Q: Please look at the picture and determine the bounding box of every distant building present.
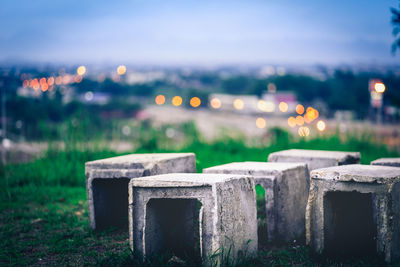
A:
[262,91,298,114]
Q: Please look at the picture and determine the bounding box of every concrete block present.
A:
[85,153,195,230]
[306,164,400,262]
[203,162,309,244]
[268,149,360,171]
[129,173,257,265]
[371,158,400,167]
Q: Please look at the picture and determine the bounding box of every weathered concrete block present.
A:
[85,153,195,230]
[268,149,360,171]
[371,158,400,167]
[306,164,400,262]
[203,162,309,244]
[129,173,257,265]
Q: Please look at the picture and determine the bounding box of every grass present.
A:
[1,125,399,266]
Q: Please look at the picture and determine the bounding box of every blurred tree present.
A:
[391,2,400,53]
[222,76,250,94]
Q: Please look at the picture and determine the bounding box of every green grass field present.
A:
[1,126,399,266]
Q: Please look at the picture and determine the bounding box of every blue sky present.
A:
[0,0,399,65]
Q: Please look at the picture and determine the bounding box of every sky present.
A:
[0,0,399,65]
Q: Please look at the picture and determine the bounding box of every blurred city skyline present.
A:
[1,0,399,66]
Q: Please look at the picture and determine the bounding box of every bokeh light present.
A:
[279,102,288,112]
[316,120,326,132]
[258,100,267,111]
[117,65,127,75]
[41,83,48,92]
[210,98,222,109]
[256,117,267,129]
[190,97,201,108]
[288,116,296,128]
[374,82,385,93]
[74,75,83,83]
[296,104,305,115]
[298,126,310,137]
[32,79,39,90]
[155,94,166,105]
[304,107,319,123]
[172,96,183,106]
[77,66,86,76]
[47,77,54,86]
[233,99,244,110]
[296,115,304,126]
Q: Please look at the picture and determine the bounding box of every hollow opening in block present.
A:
[324,191,377,258]
[145,198,202,261]
[255,184,268,248]
[92,178,130,230]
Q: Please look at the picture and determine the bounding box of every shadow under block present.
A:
[203,162,309,244]
[268,149,360,171]
[85,153,196,230]
[371,158,400,167]
[128,173,258,265]
[306,164,400,262]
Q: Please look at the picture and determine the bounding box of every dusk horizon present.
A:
[1,0,399,65]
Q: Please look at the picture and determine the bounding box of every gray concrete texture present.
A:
[85,153,196,230]
[306,164,400,262]
[371,158,400,167]
[268,149,360,171]
[128,173,258,265]
[203,162,309,244]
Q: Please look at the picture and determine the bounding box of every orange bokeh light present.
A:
[41,83,48,92]
[296,115,304,126]
[117,65,127,75]
[296,104,305,115]
[47,77,54,86]
[32,79,40,90]
[288,117,296,128]
[172,96,183,106]
[190,97,201,108]
[278,102,288,112]
[74,75,83,83]
[304,107,319,123]
[155,95,166,105]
